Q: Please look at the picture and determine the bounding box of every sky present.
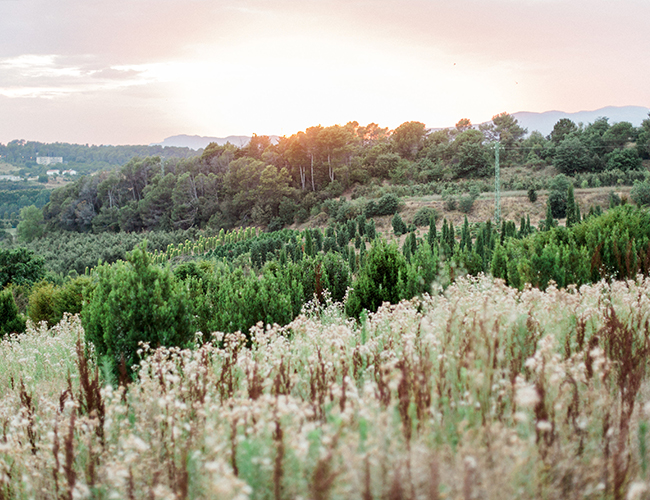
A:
[0,0,649,145]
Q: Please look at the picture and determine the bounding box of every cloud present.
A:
[0,54,170,99]
[1,0,649,144]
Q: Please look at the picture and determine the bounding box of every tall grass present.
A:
[2,276,650,499]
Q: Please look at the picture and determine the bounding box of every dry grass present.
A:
[2,278,650,498]
[399,187,632,230]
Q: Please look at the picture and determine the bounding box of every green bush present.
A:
[0,247,45,288]
[605,148,642,171]
[28,282,58,327]
[392,213,407,236]
[0,288,26,336]
[458,195,475,214]
[346,239,407,316]
[631,181,650,206]
[82,243,193,372]
[547,190,566,218]
[442,189,457,211]
[365,193,401,217]
[412,206,438,227]
[28,275,90,327]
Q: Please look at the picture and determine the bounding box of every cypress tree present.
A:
[475,229,485,265]
[544,200,555,231]
[313,228,323,252]
[566,185,577,227]
[304,230,314,257]
[447,220,455,255]
[491,242,508,282]
[356,214,366,236]
[365,219,376,240]
[392,213,407,236]
[460,216,472,252]
[348,245,357,273]
[337,225,349,248]
[427,216,437,249]
[440,219,450,257]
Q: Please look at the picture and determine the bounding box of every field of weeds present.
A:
[3,276,650,499]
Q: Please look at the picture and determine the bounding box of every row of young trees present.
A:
[3,203,650,373]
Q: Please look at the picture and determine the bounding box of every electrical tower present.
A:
[494,142,500,225]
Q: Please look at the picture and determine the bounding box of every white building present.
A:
[0,175,21,181]
[37,157,63,166]
[46,169,61,176]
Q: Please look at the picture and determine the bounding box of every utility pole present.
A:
[494,142,500,225]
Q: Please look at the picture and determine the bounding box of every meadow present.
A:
[2,275,650,499]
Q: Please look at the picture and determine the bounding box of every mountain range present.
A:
[510,105,649,136]
[152,106,650,149]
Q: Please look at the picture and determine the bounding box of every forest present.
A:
[19,113,650,236]
[2,112,650,498]
[0,140,198,176]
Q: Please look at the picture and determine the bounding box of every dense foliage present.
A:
[4,277,650,498]
[11,112,646,238]
[83,244,193,370]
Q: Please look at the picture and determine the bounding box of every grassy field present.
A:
[2,276,650,499]
[0,162,18,174]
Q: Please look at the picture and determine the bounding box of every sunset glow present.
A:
[1,0,649,144]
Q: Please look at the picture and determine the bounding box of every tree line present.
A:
[0,139,197,176]
[16,112,648,240]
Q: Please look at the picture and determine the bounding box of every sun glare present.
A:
[159,33,523,137]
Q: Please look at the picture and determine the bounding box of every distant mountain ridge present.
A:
[153,106,650,149]
[511,105,650,136]
[151,134,280,150]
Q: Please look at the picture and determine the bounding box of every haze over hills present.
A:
[510,105,650,136]
[151,134,281,150]
[151,106,649,150]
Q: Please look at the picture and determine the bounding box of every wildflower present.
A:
[627,482,647,500]
[516,385,540,408]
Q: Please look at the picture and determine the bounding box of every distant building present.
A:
[46,169,61,176]
[62,169,77,176]
[0,175,21,181]
[37,157,63,166]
